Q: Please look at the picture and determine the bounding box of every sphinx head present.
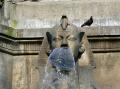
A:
[46,15,85,63]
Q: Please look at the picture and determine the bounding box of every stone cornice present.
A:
[0,33,120,55]
[0,33,43,55]
[88,35,120,53]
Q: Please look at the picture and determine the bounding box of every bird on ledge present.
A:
[81,16,93,27]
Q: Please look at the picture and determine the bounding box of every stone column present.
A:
[3,0,11,25]
[0,53,11,89]
[12,56,28,89]
[4,0,11,19]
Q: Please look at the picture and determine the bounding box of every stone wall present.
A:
[1,0,120,88]
[16,26,120,37]
[93,53,120,89]
[14,1,120,20]
[12,55,41,89]
[0,52,13,89]
[1,0,119,28]
[8,1,120,29]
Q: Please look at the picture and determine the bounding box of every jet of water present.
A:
[40,48,79,89]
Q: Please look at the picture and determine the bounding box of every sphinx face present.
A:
[54,31,79,59]
[46,28,84,61]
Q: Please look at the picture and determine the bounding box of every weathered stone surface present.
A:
[0,24,16,36]
[0,24,120,89]
[93,53,120,89]
[80,26,120,36]
[0,52,12,89]
[40,0,120,2]
[13,1,120,20]
[7,1,120,29]
[16,26,120,37]
[25,55,41,89]
[0,9,2,22]
[77,53,120,89]
[12,55,44,89]
[0,34,120,89]
[12,56,28,89]
[1,0,120,88]
[2,0,120,29]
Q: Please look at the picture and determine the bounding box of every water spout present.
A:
[40,48,79,89]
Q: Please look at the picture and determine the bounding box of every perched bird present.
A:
[81,16,93,27]
[31,0,38,1]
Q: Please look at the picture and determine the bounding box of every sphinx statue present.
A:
[39,15,96,89]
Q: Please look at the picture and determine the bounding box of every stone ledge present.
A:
[0,33,43,55]
[92,48,120,53]
[80,26,120,36]
[0,33,120,55]
[15,26,120,37]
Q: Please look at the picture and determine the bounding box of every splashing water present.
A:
[40,48,79,89]
[49,48,75,72]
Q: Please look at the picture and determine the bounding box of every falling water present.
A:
[40,48,79,89]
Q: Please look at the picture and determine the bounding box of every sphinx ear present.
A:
[46,32,52,49]
[75,32,85,61]
[46,32,53,56]
[79,32,85,42]
[78,32,95,67]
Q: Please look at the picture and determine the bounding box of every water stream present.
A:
[40,48,79,89]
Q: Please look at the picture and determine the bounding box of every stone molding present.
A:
[0,33,120,55]
[0,33,43,55]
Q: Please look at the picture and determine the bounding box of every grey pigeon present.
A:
[81,16,93,27]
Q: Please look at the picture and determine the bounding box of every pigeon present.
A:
[31,0,38,2]
[81,16,93,27]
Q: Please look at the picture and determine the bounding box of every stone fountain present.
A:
[1,0,120,89]
[38,15,96,89]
